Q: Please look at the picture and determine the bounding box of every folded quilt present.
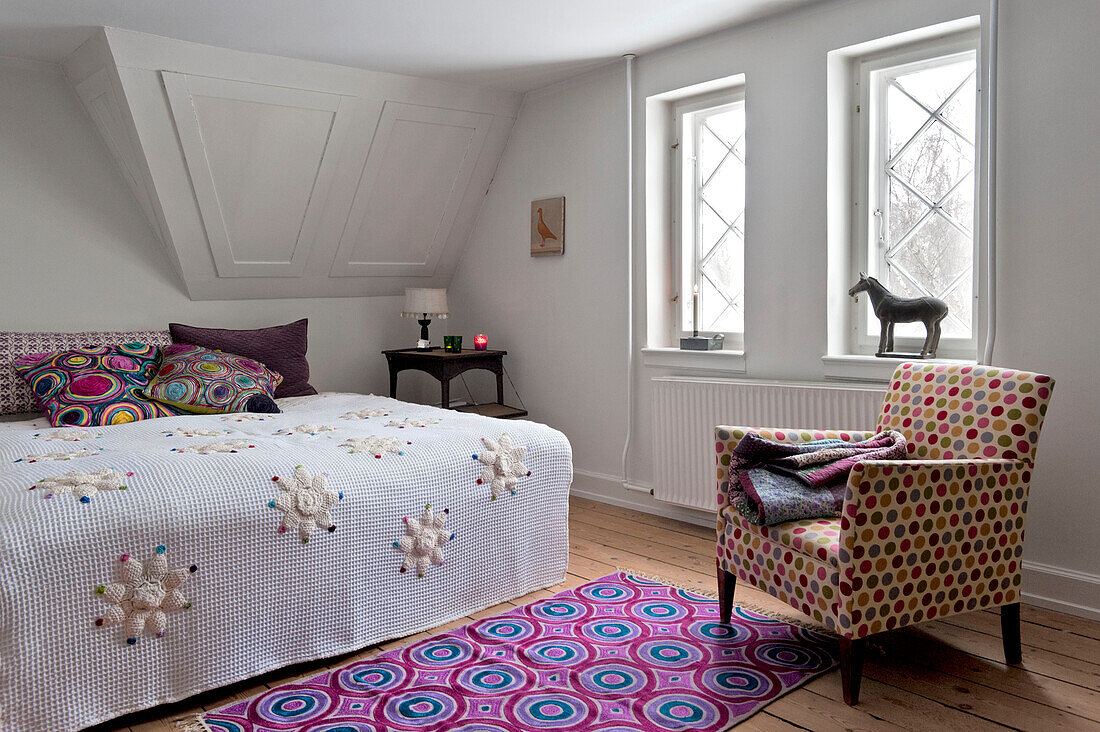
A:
[729,430,907,525]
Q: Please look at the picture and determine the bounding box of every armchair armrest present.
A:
[715,426,877,510]
[838,458,1034,637]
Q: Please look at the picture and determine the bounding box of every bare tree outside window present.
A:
[870,51,978,340]
[678,98,746,338]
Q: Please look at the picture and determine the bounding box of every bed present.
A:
[0,392,572,731]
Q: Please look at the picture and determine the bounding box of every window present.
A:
[853,33,980,355]
[674,90,746,347]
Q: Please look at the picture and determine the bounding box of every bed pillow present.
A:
[144,343,282,414]
[168,319,316,399]
[12,343,182,426]
[0,330,172,414]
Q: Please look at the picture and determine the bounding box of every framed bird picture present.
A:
[531,196,565,256]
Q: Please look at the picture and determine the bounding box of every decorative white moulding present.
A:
[64,28,521,301]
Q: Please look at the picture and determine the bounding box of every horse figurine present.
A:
[848,272,949,358]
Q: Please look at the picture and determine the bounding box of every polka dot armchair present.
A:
[714,362,1054,705]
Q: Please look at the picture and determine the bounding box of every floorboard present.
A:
[1006,605,1100,642]
[89,495,1100,731]
[944,607,1100,666]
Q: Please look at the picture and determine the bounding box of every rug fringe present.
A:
[615,566,836,636]
[175,713,213,732]
[616,566,719,599]
[729,601,838,635]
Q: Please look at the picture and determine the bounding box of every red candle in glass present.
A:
[474,334,488,351]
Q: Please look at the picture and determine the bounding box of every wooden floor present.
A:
[92,496,1100,732]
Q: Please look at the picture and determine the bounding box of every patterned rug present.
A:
[198,571,837,731]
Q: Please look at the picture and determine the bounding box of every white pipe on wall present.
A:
[621,53,639,491]
[982,0,999,365]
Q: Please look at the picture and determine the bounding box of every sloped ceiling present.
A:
[63,28,521,300]
[7,0,825,91]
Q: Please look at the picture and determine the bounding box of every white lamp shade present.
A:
[402,288,449,318]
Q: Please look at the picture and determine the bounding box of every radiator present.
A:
[651,376,886,511]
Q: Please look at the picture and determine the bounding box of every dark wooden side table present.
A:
[381,348,528,419]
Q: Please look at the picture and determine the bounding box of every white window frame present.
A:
[850,30,983,359]
[671,87,746,350]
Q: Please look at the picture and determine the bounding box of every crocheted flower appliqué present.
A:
[94,545,196,645]
[162,427,228,438]
[473,434,530,500]
[30,468,131,502]
[220,414,269,422]
[15,448,102,463]
[341,408,391,420]
[34,429,101,441]
[394,504,452,577]
[172,440,255,454]
[341,436,410,458]
[386,418,439,429]
[274,424,336,436]
[269,466,341,543]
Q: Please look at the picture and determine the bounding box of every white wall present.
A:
[0,61,427,397]
[449,0,1100,615]
[447,67,630,478]
[992,0,1100,615]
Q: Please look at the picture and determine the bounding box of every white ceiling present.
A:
[1,0,823,91]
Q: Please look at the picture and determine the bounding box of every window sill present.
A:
[822,354,977,383]
[641,347,746,373]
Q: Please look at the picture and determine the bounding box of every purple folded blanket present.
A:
[728,430,907,525]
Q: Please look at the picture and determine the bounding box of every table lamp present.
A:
[402,288,449,349]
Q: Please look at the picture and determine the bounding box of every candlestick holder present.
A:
[692,285,700,338]
[682,284,720,349]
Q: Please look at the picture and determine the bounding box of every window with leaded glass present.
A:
[674,90,745,346]
[853,34,981,355]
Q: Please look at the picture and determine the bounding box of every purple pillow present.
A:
[169,319,316,399]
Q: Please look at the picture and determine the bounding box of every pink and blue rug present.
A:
[201,571,837,731]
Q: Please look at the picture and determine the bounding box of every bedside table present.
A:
[381,348,528,419]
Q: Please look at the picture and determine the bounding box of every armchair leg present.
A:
[838,637,865,706]
[1001,602,1022,665]
[717,568,736,624]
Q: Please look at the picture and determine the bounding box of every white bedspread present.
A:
[0,393,572,731]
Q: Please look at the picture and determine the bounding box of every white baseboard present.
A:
[572,469,713,528]
[571,469,1100,620]
[1021,561,1100,621]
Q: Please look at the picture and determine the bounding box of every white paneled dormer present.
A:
[62,28,521,300]
[331,103,492,278]
[162,74,354,278]
[72,65,174,260]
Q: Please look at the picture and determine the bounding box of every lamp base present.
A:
[416,317,432,350]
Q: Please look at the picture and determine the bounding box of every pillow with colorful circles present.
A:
[144,343,282,415]
[13,343,184,426]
